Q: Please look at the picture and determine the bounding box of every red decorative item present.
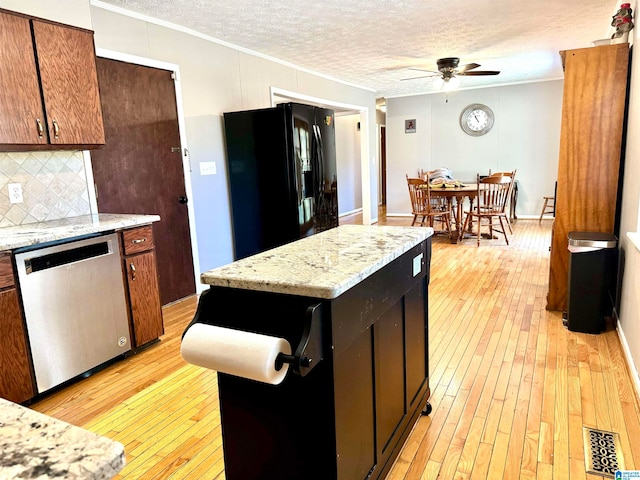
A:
[611,3,634,42]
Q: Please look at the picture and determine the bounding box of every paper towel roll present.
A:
[181,323,292,385]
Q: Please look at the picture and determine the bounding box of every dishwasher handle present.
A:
[24,240,112,274]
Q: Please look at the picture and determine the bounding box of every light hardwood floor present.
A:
[32,214,640,479]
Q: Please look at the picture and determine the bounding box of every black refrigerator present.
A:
[223,102,339,260]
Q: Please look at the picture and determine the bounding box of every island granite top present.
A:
[0,397,125,479]
[200,224,434,299]
[0,213,161,251]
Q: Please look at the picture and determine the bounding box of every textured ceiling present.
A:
[98,0,622,98]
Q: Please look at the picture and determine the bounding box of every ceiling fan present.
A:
[402,57,500,90]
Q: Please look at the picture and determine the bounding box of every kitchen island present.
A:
[188,224,433,480]
[0,397,125,479]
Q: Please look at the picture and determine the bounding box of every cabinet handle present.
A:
[52,119,60,138]
[36,118,44,138]
[130,262,136,280]
[132,238,146,244]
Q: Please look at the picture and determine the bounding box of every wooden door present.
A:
[0,12,47,145]
[32,20,105,145]
[126,251,164,347]
[92,58,195,305]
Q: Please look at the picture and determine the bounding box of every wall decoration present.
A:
[405,119,416,133]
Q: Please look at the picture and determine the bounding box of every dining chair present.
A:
[488,170,516,178]
[489,169,517,232]
[539,181,557,223]
[406,175,451,234]
[462,174,513,246]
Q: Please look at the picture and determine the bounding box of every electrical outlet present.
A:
[8,183,23,204]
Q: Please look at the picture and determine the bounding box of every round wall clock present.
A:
[460,104,495,136]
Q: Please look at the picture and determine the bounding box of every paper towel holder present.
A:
[275,303,323,377]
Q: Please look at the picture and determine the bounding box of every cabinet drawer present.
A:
[122,225,154,255]
[0,254,15,289]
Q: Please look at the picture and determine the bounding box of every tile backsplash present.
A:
[0,151,92,227]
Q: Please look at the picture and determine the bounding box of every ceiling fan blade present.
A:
[455,62,481,73]
[400,73,441,81]
[407,67,441,74]
[457,70,500,76]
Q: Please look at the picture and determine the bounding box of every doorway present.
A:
[90,57,196,305]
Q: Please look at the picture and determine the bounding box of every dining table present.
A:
[427,184,478,242]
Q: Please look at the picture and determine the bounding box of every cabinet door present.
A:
[32,20,105,146]
[126,251,163,347]
[405,280,428,409]
[374,301,406,457]
[334,329,375,480]
[0,288,35,403]
[0,12,47,145]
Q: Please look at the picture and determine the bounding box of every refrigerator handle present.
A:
[313,125,325,200]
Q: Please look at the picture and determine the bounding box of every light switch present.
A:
[200,162,217,176]
[8,183,23,204]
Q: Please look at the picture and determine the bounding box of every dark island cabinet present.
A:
[195,238,431,480]
[332,242,430,480]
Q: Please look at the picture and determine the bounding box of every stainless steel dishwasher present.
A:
[15,232,131,394]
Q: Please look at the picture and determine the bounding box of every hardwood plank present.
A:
[469,442,492,480]
[486,431,510,479]
[455,415,486,475]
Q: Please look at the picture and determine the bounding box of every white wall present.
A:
[617,0,640,393]
[89,4,377,273]
[385,81,563,217]
[0,0,92,28]
[335,114,362,215]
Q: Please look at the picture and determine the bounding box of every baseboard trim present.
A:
[615,317,640,406]
[339,208,363,218]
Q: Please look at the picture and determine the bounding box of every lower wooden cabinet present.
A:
[0,253,35,403]
[122,227,163,347]
[0,224,164,404]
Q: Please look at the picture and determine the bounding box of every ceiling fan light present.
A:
[432,76,444,89]
[443,76,460,91]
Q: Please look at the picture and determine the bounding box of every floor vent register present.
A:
[583,427,625,477]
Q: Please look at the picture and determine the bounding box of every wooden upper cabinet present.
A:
[0,12,47,145]
[33,19,105,146]
[0,9,105,149]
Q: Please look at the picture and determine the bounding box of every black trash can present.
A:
[565,232,617,334]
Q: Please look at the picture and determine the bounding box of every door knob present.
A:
[178,196,188,204]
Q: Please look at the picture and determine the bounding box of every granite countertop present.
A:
[0,398,125,479]
[201,224,433,299]
[0,214,161,251]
